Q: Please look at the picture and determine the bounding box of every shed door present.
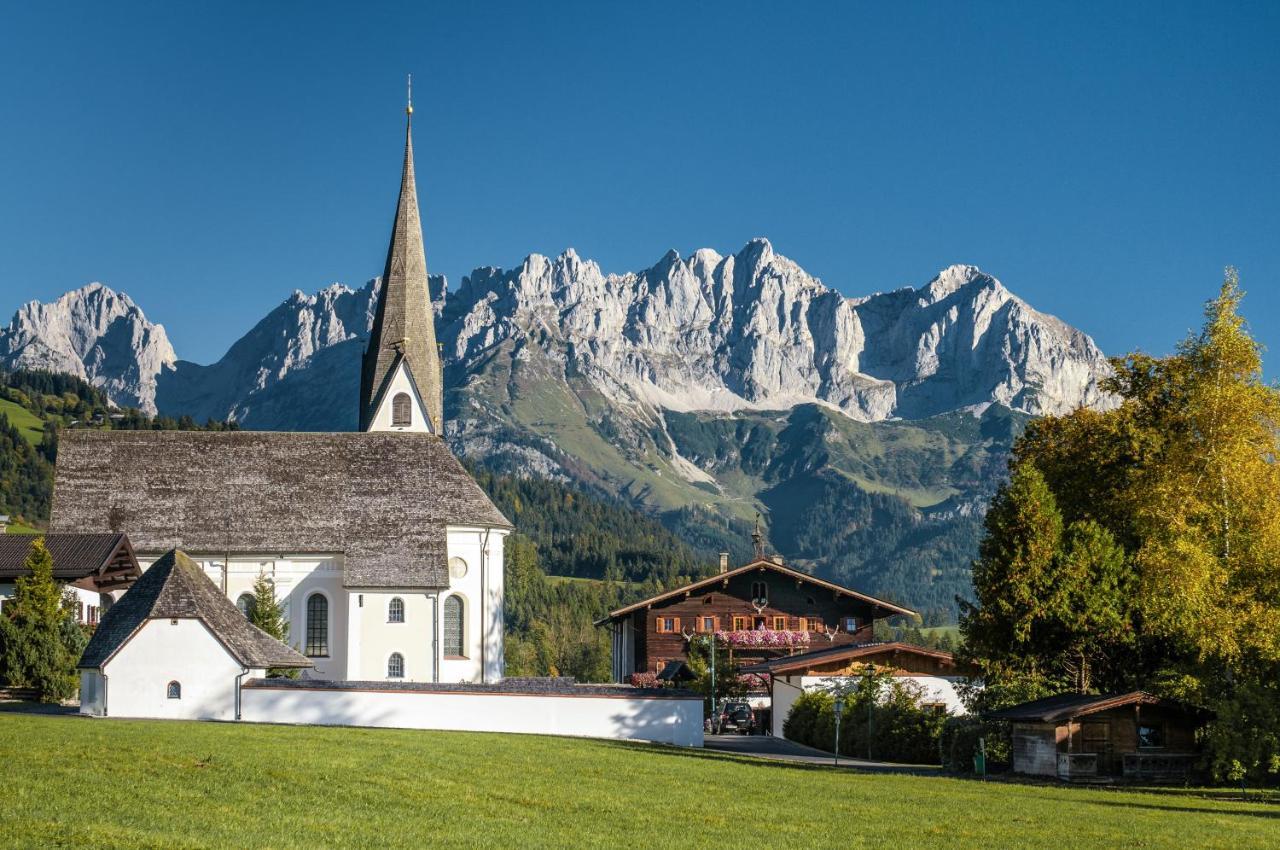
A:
[1081,722,1114,774]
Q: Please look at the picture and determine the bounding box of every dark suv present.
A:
[718,701,755,734]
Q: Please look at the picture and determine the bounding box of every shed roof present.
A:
[50,429,510,588]
[739,641,960,675]
[78,549,311,670]
[594,558,916,626]
[0,533,138,585]
[985,691,1214,724]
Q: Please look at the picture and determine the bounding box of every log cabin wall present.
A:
[631,569,881,674]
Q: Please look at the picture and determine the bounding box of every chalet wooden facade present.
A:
[595,556,915,683]
[987,691,1214,783]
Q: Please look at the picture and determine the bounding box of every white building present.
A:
[742,642,970,739]
[50,98,512,685]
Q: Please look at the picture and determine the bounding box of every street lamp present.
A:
[832,697,845,767]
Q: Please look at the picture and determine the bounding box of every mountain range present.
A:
[0,239,1114,615]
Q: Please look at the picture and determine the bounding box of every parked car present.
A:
[718,701,756,734]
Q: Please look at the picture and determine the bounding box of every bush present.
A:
[941,716,1012,773]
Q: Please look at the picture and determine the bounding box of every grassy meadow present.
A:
[1,711,1276,849]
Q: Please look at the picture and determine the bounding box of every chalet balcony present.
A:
[1056,752,1100,782]
[1122,752,1198,783]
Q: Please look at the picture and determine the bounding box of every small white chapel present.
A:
[50,91,512,686]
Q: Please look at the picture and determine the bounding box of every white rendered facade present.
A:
[132,523,506,685]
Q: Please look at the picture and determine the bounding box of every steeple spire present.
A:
[359,80,444,432]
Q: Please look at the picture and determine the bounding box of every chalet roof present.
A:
[984,691,1215,724]
[50,429,510,589]
[79,549,312,670]
[594,558,916,626]
[0,532,139,587]
[739,641,959,675]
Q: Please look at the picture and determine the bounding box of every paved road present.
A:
[703,733,941,773]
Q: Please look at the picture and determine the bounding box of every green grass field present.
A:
[1,712,1276,849]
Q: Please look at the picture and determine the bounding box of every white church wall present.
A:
[136,553,347,680]
[353,590,435,682]
[440,526,507,684]
[366,362,433,433]
[100,618,244,721]
[240,683,705,747]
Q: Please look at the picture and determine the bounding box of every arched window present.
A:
[443,595,464,658]
[237,593,256,620]
[167,681,181,699]
[387,652,405,678]
[388,597,405,623]
[751,580,768,604]
[305,593,329,657]
[392,392,412,427]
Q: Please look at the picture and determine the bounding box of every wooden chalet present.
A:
[987,691,1214,783]
[0,533,140,625]
[595,552,914,685]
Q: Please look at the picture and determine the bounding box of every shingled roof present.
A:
[0,532,137,584]
[984,691,1215,724]
[50,430,510,588]
[79,549,312,670]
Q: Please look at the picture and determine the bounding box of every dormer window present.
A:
[392,393,412,427]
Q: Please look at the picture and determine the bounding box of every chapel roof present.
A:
[78,548,312,670]
[50,429,510,588]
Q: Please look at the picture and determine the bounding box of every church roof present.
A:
[360,106,442,431]
[79,548,312,670]
[50,429,511,588]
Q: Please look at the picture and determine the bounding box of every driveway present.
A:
[703,734,941,774]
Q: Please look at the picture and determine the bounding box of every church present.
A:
[50,95,512,685]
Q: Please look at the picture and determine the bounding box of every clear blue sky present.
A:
[2,1,1277,366]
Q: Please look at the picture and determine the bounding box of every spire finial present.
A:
[406,73,413,116]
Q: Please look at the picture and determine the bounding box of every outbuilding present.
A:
[986,691,1213,783]
[78,548,311,720]
[0,532,139,625]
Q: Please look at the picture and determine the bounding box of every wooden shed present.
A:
[986,691,1213,783]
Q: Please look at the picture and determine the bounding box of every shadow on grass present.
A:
[1079,796,1280,820]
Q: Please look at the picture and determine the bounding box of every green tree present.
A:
[247,572,297,678]
[0,538,80,702]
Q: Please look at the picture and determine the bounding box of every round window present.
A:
[449,557,468,580]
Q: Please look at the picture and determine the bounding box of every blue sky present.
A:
[1,1,1277,366]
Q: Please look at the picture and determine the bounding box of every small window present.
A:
[844,616,858,632]
[443,595,465,657]
[237,594,255,620]
[388,652,405,679]
[392,392,412,427]
[732,615,748,631]
[167,681,181,699]
[811,618,825,633]
[1138,723,1165,749]
[773,616,787,630]
[656,616,680,634]
[702,595,713,605]
[305,593,329,657]
[698,616,717,633]
[388,597,405,623]
[751,581,768,603]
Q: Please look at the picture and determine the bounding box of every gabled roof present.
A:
[739,641,958,675]
[0,533,138,587]
[50,429,510,588]
[365,350,433,433]
[594,558,916,626]
[78,549,311,670]
[984,691,1215,724]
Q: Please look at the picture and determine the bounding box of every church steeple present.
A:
[360,77,444,433]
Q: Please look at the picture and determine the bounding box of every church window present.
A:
[389,597,405,623]
[443,595,464,657]
[449,557,468,579]
[387,652,405,679]
[167,681,181,699]
[237,593,256,620]
[305,593,329,657]
[392,392,412,427]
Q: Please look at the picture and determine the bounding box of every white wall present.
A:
[241,684,704,747]
[99,618,245,720]
[366,362,433,433]
[353,590,435,682]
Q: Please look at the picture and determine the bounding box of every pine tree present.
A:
[247,572,297,678]
[0,538,79,702]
